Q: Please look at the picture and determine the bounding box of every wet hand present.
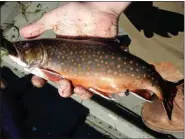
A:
[151,62,183,82]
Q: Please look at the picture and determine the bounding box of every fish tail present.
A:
[162,79,184,120]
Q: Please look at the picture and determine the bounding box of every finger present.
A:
[31,76,46,88]
[74,86,94,100]
[58,79,73,98]
[20,20,46,39]
[20,8,58,39]
[0,80,6,89]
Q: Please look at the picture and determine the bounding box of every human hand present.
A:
[141,62,184,133]
[150,62,183,82]
[20,2,130,99]
[0,80,6,89]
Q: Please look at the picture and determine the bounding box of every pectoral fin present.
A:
[39,68,65,82]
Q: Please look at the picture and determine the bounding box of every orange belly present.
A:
[41,68,162,100]
[64,73,151,93]
[66,73,163,100]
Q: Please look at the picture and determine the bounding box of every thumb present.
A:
[20,19,46,39]
[20,8,60,39]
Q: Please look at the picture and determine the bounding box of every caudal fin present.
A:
[162,79,184,120]
[163,97,173,120]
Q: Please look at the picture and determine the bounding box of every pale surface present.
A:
[119,2,184,74]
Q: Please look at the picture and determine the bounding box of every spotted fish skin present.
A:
[12,38,181,120]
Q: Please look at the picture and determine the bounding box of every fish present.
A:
[2,37,183,120]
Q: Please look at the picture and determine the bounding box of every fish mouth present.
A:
[1,38,18,56]
[8,41,31,68]
[1,38,29,68]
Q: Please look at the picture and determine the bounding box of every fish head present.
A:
[9,40,44,67]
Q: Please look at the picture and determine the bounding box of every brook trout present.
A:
[3,37,183,120]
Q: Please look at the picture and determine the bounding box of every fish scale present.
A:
[5,37,183,121]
